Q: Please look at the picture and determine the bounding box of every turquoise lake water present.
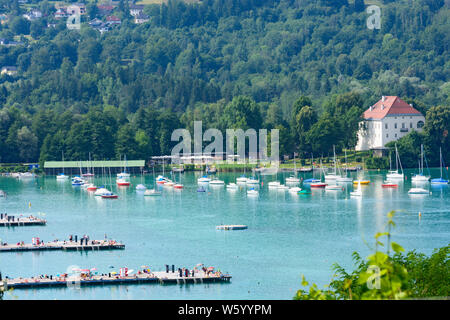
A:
[0,169,449,300]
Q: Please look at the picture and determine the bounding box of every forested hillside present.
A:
[0,0,448,165]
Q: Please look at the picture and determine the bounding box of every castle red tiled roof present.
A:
[363,96,422,120]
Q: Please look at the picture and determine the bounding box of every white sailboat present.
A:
[145,166,161,196]
[411,144,430,183]
[286,157,300,183]
[56,151,69,180]
[350,181,362,197]
[325,145,340,180]
[386,144,404,179]
[336,150,353,182]
[431,147,449,184]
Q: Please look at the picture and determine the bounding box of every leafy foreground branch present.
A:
[294,211,449,300]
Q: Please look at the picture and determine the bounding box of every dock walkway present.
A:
[3,271,231,289]
[0,215,46,227]
[0,240,124,252]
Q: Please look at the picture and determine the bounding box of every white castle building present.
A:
[355,96,425,151]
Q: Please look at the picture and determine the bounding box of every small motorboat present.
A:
[288,187,302,193]
[408,188,430,195]
[71,177,85,186]
[350,182,362,196]
[136,184,147,191]
[86,184,97,191]
[431,178,449,185]
[325,185,343,191]
[310,182,327,188]
[298,189,311,195]
[116,178,130,186]
[164,181,174,187]
[82,173,95,178]
[411,174,430,183]
[156,175,169,184]
[101,192,118,199]
[94,187,109,196]
[382,181,398,188]
[209,179,225,185]
[144,189,161,196]
[117,172,130,179]
[336,177,353,183]
[277,184,289,191]
[353,180,370,185]
[268,181,281,188]
[236,176,248,183]
[56,174,69,180]
[246,178,260,185]
[227,183,238,190]
[173,184,184,189]
[285,176,300,184]
[303,178,321,184]
[197,176,211,183]
[247,189,259,196]
[197,186,206,192]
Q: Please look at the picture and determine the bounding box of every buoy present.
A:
[419,212,422,217]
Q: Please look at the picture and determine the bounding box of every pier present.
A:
[0,214,46,227]
[0,240,124,252]
[216,225,248,230]
[3,270,231,290]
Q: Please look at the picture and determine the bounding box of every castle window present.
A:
[417,121,424,129]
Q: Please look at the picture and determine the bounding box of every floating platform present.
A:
[0,216,46,227]
[3,271,231,289]
[0,240,124,252]
[216,225,248,231]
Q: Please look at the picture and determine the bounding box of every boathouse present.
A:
[43,160,146,175]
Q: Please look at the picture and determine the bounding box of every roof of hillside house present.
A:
[106,15,121,22]
[363,96,423,120]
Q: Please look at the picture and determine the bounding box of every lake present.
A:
[0,169,449,300]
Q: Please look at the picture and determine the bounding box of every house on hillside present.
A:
[135,13,149,24]
[355,96,425,153]
[23,10,43,21]
[130,4,144,17]
[67,3,87,15]
[106,15,121,25]
[55,8,69,19]
[97,4,115,16]
[1,66,18,76]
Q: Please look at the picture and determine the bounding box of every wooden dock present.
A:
[0,216,46,227]
[3,271,231,289]
[0,240,125,252]
[216,225,248,230]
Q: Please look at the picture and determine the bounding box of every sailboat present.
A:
[136,168,147,191]
[304,154,320,183]
[117,155,131,179]
[336,150,353,182]
[408,187,430,195]
[431,147,449,184]
[56,151,69,180]
[325,145,340,180]
[82,153,95,177]
[386,144,404,179]
[286,156,300,183]
[236,160,248,183]
[145,166,162,196]
[350,181,362,197]
[173,167,183,189]
[310,159,327,188]
[411,144,430,183]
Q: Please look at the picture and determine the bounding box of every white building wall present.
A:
[356,114,425,151]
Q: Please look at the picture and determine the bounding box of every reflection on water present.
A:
[0,169,448,300]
